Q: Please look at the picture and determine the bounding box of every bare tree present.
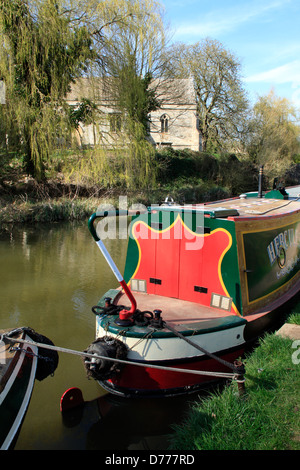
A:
[168,38,249,152]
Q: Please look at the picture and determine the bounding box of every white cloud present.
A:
[245,60,300,85]
[174,0,291,39]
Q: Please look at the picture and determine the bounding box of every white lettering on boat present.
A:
[267,227,300,267]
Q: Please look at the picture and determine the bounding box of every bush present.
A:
[284,164,300,186]
[155,149,258,197]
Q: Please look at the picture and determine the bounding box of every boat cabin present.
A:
[122,187,300,319]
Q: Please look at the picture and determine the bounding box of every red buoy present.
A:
[60,387,84,412]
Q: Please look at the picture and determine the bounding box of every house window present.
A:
[160,114,169,133]
[109,113,122,132]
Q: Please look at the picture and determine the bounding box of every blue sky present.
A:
[161,0,300,109]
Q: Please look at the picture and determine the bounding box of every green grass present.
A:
[169,333,300,450]
[287,303,300,324]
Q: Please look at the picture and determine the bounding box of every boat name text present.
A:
[267,227,300,267]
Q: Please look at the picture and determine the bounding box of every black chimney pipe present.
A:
[258,165,264,198]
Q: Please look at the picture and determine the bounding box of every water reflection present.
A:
[0,221,127,330]
[60,393,195,451]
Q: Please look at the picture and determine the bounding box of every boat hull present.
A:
[93,317,248,398]
[0,334,38,450]
[0,327,58,449]
[98,346,246,398]
[91,282,298,398]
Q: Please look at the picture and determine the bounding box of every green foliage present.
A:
[292,154,300,164]
[0,0,95,180]
[64,120,157,190]
[246,90,300,180]
[155,148,258,198]
[117,68,161,134]
[67,98,98,130]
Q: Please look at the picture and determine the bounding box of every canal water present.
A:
[0,220,195,450]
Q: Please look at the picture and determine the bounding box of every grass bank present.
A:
[169,313,300,451]
[0,196,101,226]
[0,149,257,230]
[0,180,231,231]
[0,183,229,229]
[1,148,299,230]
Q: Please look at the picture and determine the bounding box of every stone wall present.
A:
[66,77,201,151]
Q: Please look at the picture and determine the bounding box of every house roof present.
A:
[66,77,196,106]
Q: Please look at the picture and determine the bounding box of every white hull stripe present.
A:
[96,324,246,362]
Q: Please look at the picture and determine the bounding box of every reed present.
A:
[0,197,100,225]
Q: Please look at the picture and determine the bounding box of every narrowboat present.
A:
[84,179,300,397]
[0,327,58,449]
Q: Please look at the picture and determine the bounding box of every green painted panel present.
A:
[243,220,300,302]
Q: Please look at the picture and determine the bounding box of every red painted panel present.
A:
[154,233,180,298]
[179,228,231,305]
[132,219,180,297]
[109,347,245,391]
[178,227,203,302]
[131,217,231,305]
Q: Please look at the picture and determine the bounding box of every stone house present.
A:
[66,77,201,151]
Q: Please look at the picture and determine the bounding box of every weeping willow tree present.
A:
[66,0,166,190]
[0,0,94,180]
[0,0,167,189]
[67,120,157,190]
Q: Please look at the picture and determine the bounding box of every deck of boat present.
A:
[114,291,234,327]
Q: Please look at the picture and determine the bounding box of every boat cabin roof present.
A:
[157,186,300,220]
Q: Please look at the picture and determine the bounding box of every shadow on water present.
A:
[60,392,199,451]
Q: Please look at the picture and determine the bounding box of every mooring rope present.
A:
[3,335,236,380]
[164,322,236,371]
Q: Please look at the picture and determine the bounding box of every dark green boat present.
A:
[0,328,58,449]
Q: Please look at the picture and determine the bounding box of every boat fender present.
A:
[24,328,59,381]
[83,336,128,381]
